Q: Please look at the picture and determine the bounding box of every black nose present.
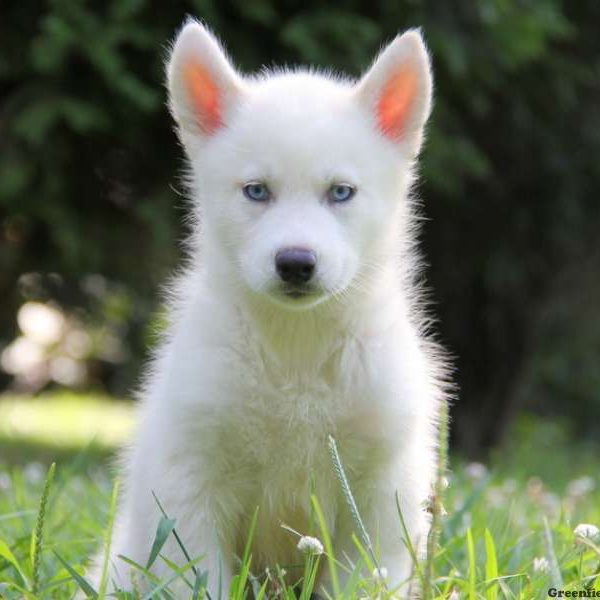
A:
[275,248,317,285]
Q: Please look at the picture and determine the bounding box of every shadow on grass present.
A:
[0,436,117,466]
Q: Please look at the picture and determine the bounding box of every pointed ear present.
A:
[166,21,242,142]
[356,30,433,154]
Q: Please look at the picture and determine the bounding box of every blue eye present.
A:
[243,182,271,202]
[328,183,356,203]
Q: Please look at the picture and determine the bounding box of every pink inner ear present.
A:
[184,60,222,134]
[377,65,418,139]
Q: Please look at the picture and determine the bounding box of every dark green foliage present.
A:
[1,0,599,452]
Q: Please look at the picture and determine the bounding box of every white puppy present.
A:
[94,20,448,598]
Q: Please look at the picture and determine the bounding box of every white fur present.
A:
[90,21,448,597]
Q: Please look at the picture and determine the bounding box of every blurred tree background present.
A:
[1,0,599,456]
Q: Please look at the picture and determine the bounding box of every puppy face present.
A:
[167,23,432,309]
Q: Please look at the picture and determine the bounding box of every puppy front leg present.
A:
[142,496,235,599]
[155,529,234,599]
[374,484,431,598]
[101,489,234,598]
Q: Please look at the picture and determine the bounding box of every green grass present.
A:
[1,393,599,598]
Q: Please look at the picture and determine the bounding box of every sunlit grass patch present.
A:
[0,391,134,463]
[0,391,134,450]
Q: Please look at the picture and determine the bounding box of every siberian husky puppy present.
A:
[92,19,448,598]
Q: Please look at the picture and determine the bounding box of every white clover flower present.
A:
[372,566,388,581]
[540,492,561,518]
[487,487,506,508]
[297,535,324,555]
[0,472,11,491]
[465,462,487,480]
[526,476,544,501]
[24,462,44,485]
[448,589,461,600]
[533,556,550,573]
[567,476,595,498]
[574,523,600,544]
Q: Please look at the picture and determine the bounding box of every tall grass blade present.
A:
[192,569,209,600]
[151,492,205,581]
[327,435,382,578]
[423,399,450,599]
[231,506,259,600]
[0,538,29,586]
[311,494,341,598]
[140,556,204,600]
[146,516,176,569]
[395,491,425,591]
[151,492,215,599]
[299,554,321,600]
[466,528,476,600]
[542,517,563,589]
[484,528,498,600]
[30,462,55,595]
[255,578,269,600]
[98,478,120,599]
[159,553,194,589]
[351,532,374,572]
[53,550,98,598]
[117,553,165,587]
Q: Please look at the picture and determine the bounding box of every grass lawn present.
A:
[0,393,599,598]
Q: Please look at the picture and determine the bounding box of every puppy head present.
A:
[167,21,432,309]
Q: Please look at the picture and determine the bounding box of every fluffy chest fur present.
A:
[167,292,409,476]
[149,292,418,566]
